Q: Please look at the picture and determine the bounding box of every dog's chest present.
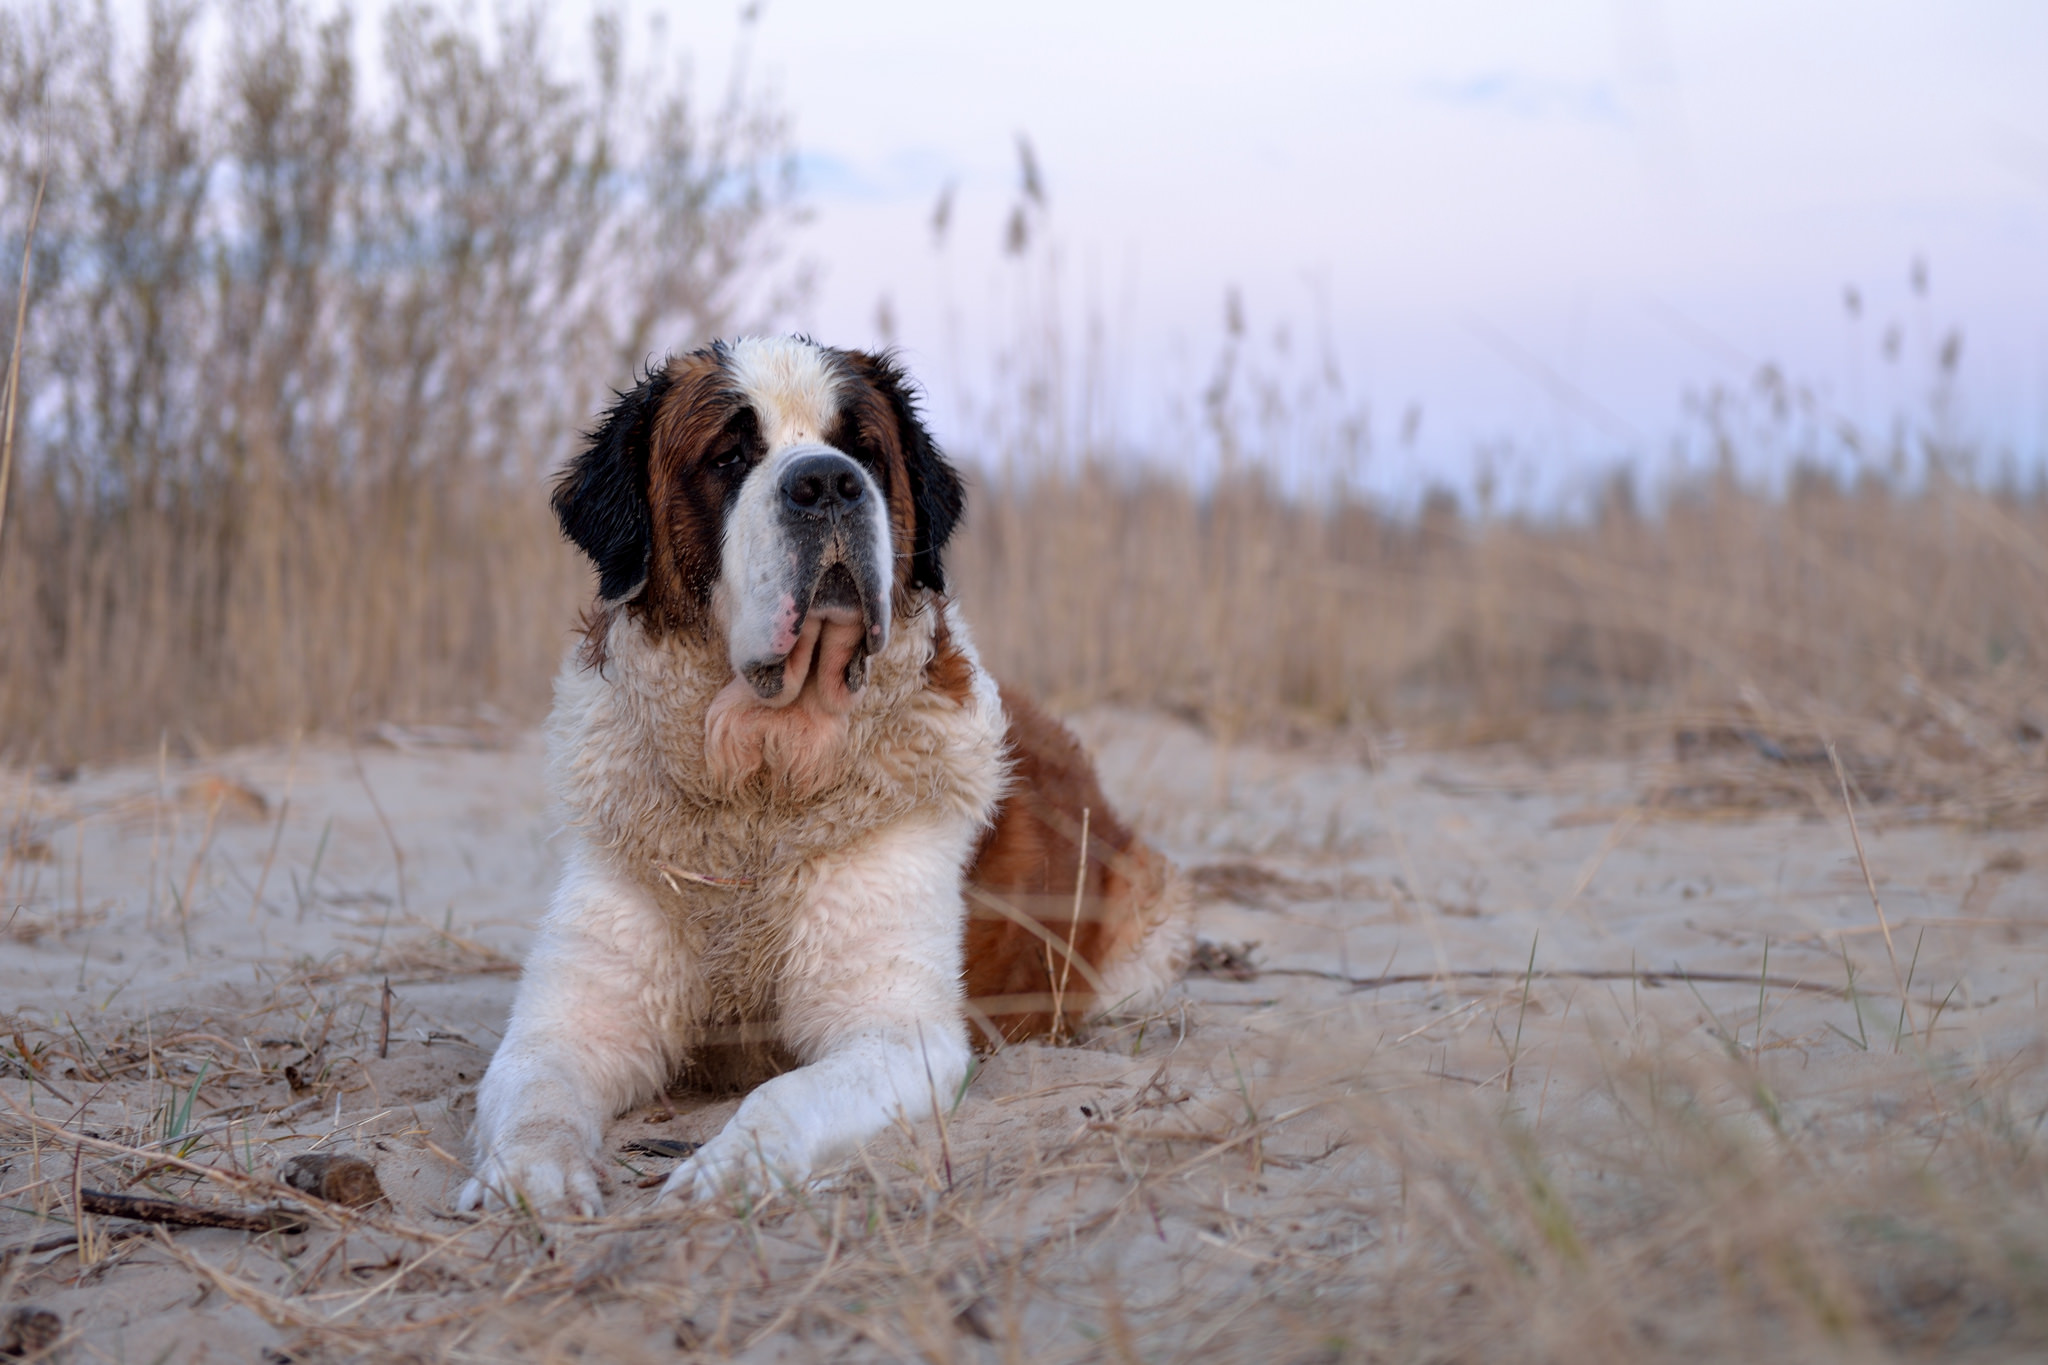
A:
[546,611,1005,1032]
[663,875,802,1027]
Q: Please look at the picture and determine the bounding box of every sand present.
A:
[3,710,2045,1361]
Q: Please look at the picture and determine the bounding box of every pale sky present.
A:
[655,0,2048,504]
[284,1,2048,502]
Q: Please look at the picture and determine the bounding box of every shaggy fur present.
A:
[459,337,1191,1214]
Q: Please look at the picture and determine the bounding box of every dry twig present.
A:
[77,1189,306,1234]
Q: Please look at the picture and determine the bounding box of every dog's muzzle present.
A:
[721,445,891,705]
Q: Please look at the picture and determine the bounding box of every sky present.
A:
[384,2,2048,501]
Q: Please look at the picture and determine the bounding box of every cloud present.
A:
[1417,71,1628,127]
[794,147,962,204]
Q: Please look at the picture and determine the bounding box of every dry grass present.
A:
[2,941,2044,1362]
[0,5,2040,835]
[955,464,2048,823]
[0,0,792,761]
[1,712,2044,1364]
[2,8,2045,792]
[16,445,2048,827]
[0,472,578,763]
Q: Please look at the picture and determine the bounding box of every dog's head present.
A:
[553,337,963,726]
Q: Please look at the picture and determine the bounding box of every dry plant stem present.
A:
[1504,932,1538,1092]
[738,1202,846,1350]
[248,731,301,922]
[8,1034,75,1106]
[147,733,167,927]
[349,745,408,920]
[148,1228,325,1332]
[1561,806,1644,909]
[0,170,43,559]
[378,978,392,1060]
[70,1143,87,1265]
[966,886,1109,996]
[2,1229,145,1264]
[174,791,226,932]
[1240,965,1854,998]
[1828,742,1914,1040]
[1049,806,1091,1042]
[917,1025,955,1194]
[653,860,755,889]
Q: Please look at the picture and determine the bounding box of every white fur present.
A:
[460,586,1007,1213]
[723,335,843,448]
[661,813,976,1200]
[458,805,981,1213]
[458,851,686,1216]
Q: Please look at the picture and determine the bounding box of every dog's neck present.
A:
[566,594,947,806]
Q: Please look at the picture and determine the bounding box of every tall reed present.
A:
[0,0,794,759]
[952,463,2048,750]
[4,2,2046,778]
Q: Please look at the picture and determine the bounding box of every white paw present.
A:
[657,1122,808,1205]
[456,1123,605,1216]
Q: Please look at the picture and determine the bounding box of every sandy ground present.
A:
[4,711,2047,1362]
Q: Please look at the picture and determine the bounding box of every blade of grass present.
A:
[1754,937,1770,1055]
[1893,927,1925,1053]
[1839,940,1868,1050]
[1507,931,1538,1092]
[1830,742,1913,1043]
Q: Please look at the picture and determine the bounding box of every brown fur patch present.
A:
[633,351,751,638]
[924,608,976,704]
[827,351,920,597]
[963,686,1166,1043]
[574,603,613,672]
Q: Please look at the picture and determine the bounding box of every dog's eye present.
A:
[707,407,759,473]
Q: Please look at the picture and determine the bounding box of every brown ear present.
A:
[844,351,963,592]
[553,365,675,604]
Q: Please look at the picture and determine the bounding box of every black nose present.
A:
[780,451,868,516]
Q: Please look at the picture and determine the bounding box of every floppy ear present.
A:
[552,367,674,604]
[865,357,964,593]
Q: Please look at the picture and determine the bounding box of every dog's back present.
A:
[965,685,1191,1043]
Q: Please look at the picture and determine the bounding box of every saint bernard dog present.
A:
[458,336,1192,1214]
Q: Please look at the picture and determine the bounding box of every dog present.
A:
[457,336,1192,1214]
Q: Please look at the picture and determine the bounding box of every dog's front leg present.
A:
[458,853,686,1215]
[663,819,973,1203]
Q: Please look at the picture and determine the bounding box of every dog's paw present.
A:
[657,1120,807,1205]
[456,1124,604,1217]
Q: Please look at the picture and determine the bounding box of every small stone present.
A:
[279,1153,386,1208]
[0,1306,62,1359]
